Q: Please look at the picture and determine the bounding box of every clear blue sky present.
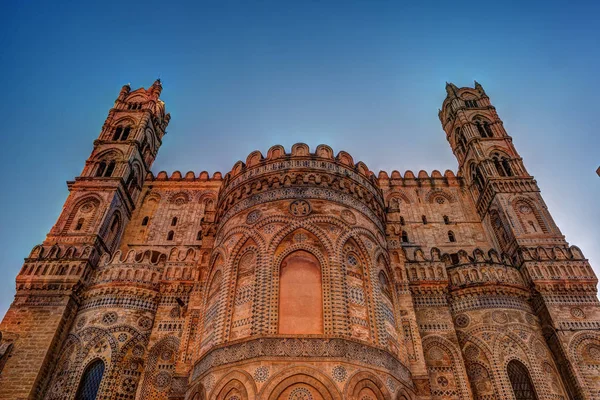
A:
[1,1,598,318]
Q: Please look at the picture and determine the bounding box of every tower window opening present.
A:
[475,121,486,137]
[112,126,123,141]
[448,231,456,242]
[171,217,178,226]
[141,216,149,226]
[465,99,478,108]
[443,215,450,224]
[455,128,467,154]
[96,161,107,177]
[75,218,84,231]
[450,253,459,265]
[492,153,514,177]
[196,230,202,240]
[104,161,116,177]
[422,215,427,224]
[401,231,409,243]
[121,127,131,140]
[484,122,494,137]
[400,216,405,225]
[167,231,174,241]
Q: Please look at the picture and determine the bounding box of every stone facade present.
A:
[0,80,599,400]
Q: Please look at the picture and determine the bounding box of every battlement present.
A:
[377,169,461,187]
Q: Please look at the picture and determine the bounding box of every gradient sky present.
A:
[0,1,598,318]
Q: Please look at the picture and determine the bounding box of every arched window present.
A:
[171,217,178,226]
[422,215,427,224]
[507,360,538,400]
[112,126,123,141]
[475,120,486,137]
[196,231,202,240]
[75,218,84,231]
[465,99,478,108]
[141,216,149,226]
[121,127,131,140]
[400,216,405,225]
[278,250,323,334]
[484,121,494,137]
[448,231,456,242]
[401,231,409,243]
[96,161,107,177]
[167,231,174,241]
[492,153,514,177]
[471,164,485,192]
[455,127,467,154]
[104,161,116,177]
[443,215,450,224]
[75,359,105,400]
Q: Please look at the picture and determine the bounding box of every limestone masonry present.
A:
[0,80,598,400]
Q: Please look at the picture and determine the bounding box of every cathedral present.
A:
[1,80,599,400]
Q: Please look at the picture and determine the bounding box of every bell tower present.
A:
[0,81,169,399]
[439,81,565,257]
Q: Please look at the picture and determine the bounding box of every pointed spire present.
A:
[150,78,162,97]
[118,83,131,101]
[445,82,458,97]
[474,80,486,95]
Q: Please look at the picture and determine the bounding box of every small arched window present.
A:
[471,164,485,192]
[104,161,116,177]
[401,231,409,243]
[448,231,456,242]
[96,161,107,177]
[112,126,123,141]
[492,153,514,177]
[422,215,427,224]
[171,217,178,226]
[75,218,84,231]
[443,215,450,224]
[121,127,131,140]
[455,127,467,154]
[465,99,478,108]
[141,216,149,226]
[167,231,174,241]
[75,359,105,400]
[400,216,405,225]
[483,122,494,137]
[475,120,487,137]
[196,231,202,241]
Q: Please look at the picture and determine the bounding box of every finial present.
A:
[445,82,458,97]
[474,80,486,94]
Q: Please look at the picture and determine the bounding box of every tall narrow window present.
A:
[422,215,427,224]
[75,359,105,400]
[443,215,450,225]
[121,127,131,140]
[465,99,478,108]
[171,217,178,226]
[400,216,405,225]
[502,159,513,176]
[104,161,116,177]
[483,122,494,137]
[278,250,323,334]
[141,216,149,226]
[401,231,409,243]
[96,161,107,177]
[448,231,456,242]
[112,127,123,141]
[507,360,538,400]
[475,121,486,137]
[167,231,174,241]
[196,231,202,240]
[75,218,84,231]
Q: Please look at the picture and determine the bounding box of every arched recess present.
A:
[569,332,600,397]
[64,195,102,233]
[278,250,323,334]
[512,198,548,235]
[212,370,256,400]
[261,366,342,400]
[45,335,82,399]
[75,358,105,400]
[375,255,399,355]
[200,258,224,354]
[342,238,373,341]
[422,335,471,399]
[507,359,538,400]
[229,240,258,340]
[344,371,390,400]
[139,336,180,400]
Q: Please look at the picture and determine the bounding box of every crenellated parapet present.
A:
[215,143,386,232]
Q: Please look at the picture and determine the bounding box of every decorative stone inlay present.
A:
[192,337,411,384]
[289,387,313,400]
[455,314,470,328]
[102,311,118,325]
[519,204,532,214]
[386,376,396,392]
[290,199,312,216]
[138,316,153,330]
[341,209,357,225]
[570,307,585,319]
[492,311,508,324]
[331,365,347,382]
[155,371,171,389]
[76,316,87,329]
[246,209,262,224]
[254,366,269,382]
[132,344,145,357]
[428,346,444,361]
[437,376,449,387]
[122,377,136,393]
[587,345,600,360]
[464,345,479,360]
[118,333,128,342]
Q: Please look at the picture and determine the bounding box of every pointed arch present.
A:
[507,359,538,400]
[75,358,105,400]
